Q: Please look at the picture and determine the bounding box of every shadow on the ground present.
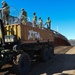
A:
[28,54,75,75]
[0,54,75,75]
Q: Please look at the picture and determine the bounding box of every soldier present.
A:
[32,12,37,27]
[45,17,51,30]
[38,17,43,29]
[1,1,10,24]
[20,8,27,25]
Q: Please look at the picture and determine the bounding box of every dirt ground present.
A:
[0,46,74,75]
[28,46,75,75]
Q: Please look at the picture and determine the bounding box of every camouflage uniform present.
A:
[21,8,27,25]
[46,17,51,29]
[38,17,43,29]
[1,1,10,24]
[32,12,37,27]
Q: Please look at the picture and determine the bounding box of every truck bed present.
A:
[0,23,54,44]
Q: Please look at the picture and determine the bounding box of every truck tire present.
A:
[40,48,50,62]
[49,46,54,58]
[14,52,30,75]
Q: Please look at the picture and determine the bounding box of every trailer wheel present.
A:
[14,52,30,75]
[49,46,54,58]
[40,48,50,62]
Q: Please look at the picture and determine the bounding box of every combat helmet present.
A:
[21,8,24,11]
[1,1,6,4]
[33,12,36,15]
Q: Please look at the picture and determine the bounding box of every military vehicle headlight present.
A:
[10,38,14,42]
[5,39,8,42]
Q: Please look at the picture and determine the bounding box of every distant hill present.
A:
[69,39,75,46]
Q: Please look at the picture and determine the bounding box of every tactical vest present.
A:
[22,11,27,17]
[33,15,37,21]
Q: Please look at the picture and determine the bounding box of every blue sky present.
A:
[0,0,75,40]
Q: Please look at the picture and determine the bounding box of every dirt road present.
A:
[28,46,75,75]
[0,46,74,75]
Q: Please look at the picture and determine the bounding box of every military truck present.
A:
[0,9,54,75]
